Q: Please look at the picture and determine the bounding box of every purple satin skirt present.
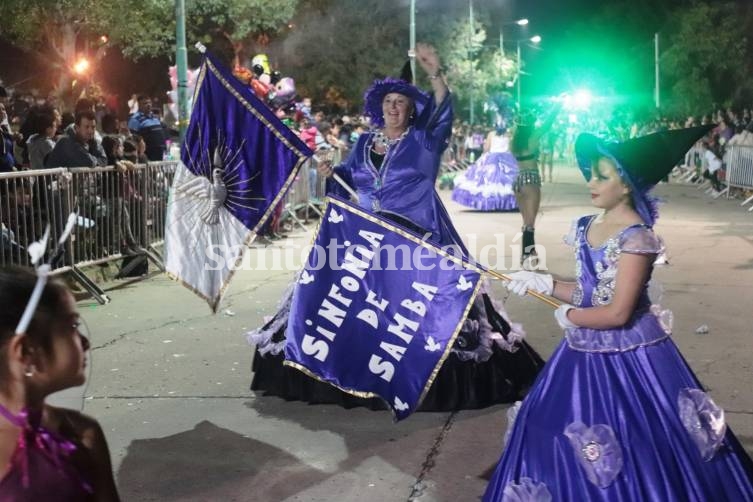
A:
[483,336,753,501]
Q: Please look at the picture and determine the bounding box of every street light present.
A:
[516,35,541,108]
[73,58,90,75]
[499,18,530,55]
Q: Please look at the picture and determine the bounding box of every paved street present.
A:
[74,160,752,501]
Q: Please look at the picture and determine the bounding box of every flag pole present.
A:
[330,165,558,308]
[482,269,560,308]
[332,173,360,201]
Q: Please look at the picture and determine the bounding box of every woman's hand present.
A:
[415,43,441,77]
[316,161,334,178]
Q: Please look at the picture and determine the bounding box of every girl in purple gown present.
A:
[248,44,543,411]
[483,127,753,501]
[452,127,520,212]
[0,267,120,501]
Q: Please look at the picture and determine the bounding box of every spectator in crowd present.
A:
[59,112,74,135]
[128,95,166,161]
[700,141,723,192]
[101,113,119,137]
[0,87,9,129]
[727,122,753,147]
[123,135,147,164]
[717,118,734,146]
[297,116,319,151]
[26,105,60,170]
[102,136,140,256]
[45,110,106,168]
[0,104,17,172]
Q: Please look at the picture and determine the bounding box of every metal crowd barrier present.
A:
[1,154,363,303]
[0,161,178,304]
[723,145,753,209]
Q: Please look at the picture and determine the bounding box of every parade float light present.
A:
[573,89,593,108]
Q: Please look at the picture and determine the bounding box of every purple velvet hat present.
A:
[362,72,429,128]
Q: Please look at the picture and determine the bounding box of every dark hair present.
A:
[74,98,96,114]
[122,139,138,162]
[137,94,150,102]
[101,113,118,135]
[0,86,7,99]
[0,267,69,381]
[32,105,57,136]
[101,136,122,165]
[60,112,75,131]
[74,109,96,126]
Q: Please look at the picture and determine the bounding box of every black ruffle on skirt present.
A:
[250,311,544,411]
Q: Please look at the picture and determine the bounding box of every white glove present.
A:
[505,271,554,297]
[554,304,578,330]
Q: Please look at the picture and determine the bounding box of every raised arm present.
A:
[415,43,448,105]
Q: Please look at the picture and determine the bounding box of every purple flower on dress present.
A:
[564,422,624,488]
[502,477,552,502]
[678,388,727,461]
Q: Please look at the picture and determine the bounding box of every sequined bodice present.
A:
[569,215,656,310]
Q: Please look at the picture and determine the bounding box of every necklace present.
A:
[373,129,408,151]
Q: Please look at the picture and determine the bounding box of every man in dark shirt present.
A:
[45,110,106,168]
[128,95,166,161]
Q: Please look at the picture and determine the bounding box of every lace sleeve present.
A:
[619,226,662,255]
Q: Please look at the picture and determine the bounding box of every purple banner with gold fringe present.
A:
[284,197,482,420]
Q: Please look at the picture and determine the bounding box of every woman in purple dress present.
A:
[483,127,753,500]
[452,126,519,212]
[248,43,543,411]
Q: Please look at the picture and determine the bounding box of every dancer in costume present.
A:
[248,43,543,411]
[0,267,120,501]
[451,124,519,211]
[510,105,560,269]
[483,126,753,501]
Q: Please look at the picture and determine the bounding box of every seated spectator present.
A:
[101,113,119,137]
[45,110,106,168]
[128,95,166,161]
[700,141,723,192]
[64,98,103,144]
[0,103,17,172]
[123,135,148,164]
[26,105,60,170]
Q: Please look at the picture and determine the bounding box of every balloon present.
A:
[269,77,296,109]
[251,64,265,77]
[270,71,282,85]
[250,79,271,99]
[251,54,271,75]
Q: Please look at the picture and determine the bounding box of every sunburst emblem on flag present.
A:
[176,129,266,226]
[164,47,312,313]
